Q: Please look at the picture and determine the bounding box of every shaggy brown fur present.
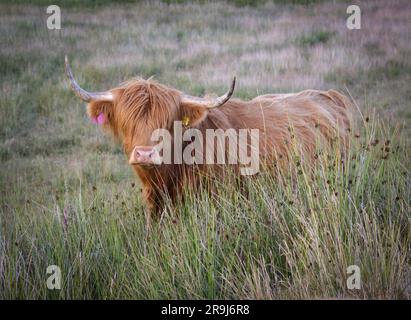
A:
[86,78,352,217]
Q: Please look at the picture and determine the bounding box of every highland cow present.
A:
[65,56,351,218]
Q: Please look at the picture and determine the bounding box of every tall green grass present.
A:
[1,112,409,299]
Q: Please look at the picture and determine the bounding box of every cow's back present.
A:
[217,89,352,165]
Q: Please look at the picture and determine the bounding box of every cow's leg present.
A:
[143,186,166,222]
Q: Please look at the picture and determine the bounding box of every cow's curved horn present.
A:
[65,56,113,103]
[181,77,236,109]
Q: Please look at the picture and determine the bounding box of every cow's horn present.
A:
[181,77,236,109]
[65,56,113,103]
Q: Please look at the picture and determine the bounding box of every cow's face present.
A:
[87,81,179,167]
[65,56,235,168]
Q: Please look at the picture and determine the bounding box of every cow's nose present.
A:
[135,148,154,160]
[129,146,161,165]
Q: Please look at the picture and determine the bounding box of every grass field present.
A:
[0,0,410,299]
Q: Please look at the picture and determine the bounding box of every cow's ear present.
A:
[178,77,236,127]
[179,101,208,127]
[86,89,122,125]
[87,100,114,125]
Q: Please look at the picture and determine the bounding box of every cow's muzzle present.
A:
[129,146,162,166]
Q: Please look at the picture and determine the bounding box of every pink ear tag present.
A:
[92,113,105,125]
[97,112,105,125]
